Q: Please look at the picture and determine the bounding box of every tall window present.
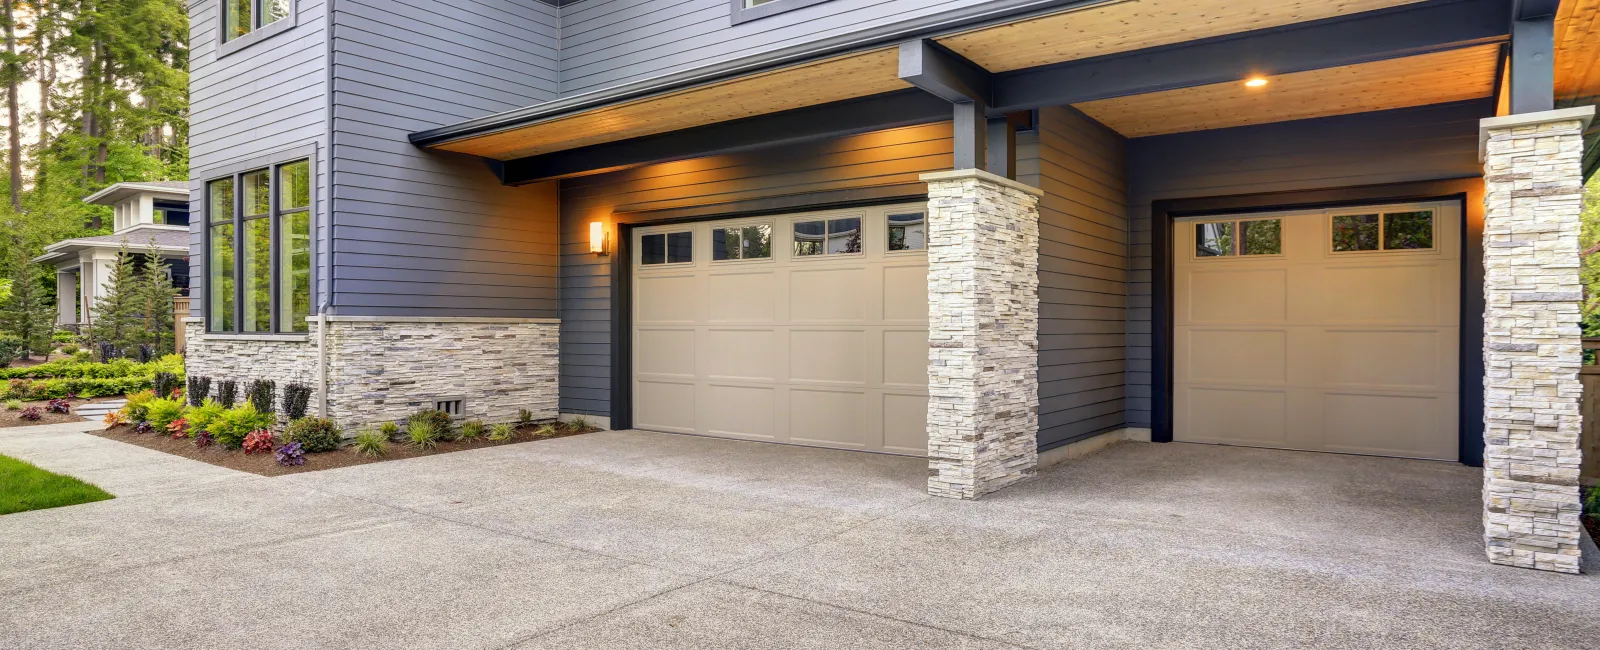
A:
[206,159,312,334]
[225,0,291,42]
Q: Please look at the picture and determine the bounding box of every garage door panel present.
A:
[882,265,929,322]
[883,393,928,454]
[637,275,698,324]
[1182,387,1288,445]
[704,329,777,381]
[790,329,866,385]
[1186,268,1287,324]
[709,271,777,323]
[1320,264,1443,324]
[790,389,867,448]
[1184,329,1287,384]
[1322,329,1446,390]
[637,329,696,377]
[636,381,696,433]
[705,384,777,441]
[883,330,929,387]
[791,267,868,323]
[1322,392,1454,459]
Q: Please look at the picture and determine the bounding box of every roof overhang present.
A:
[82,182,190,206]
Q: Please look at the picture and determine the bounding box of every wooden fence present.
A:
[1581,338,1600,485]
[173,297,190,352]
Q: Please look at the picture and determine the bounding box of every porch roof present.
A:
[32,225,189,266]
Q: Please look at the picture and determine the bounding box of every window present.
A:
[1194,218,1281,257]
[887,212,926,251]
[206,158,313,334]
[153,200,190,227]
[730,0,831,25]
[793,217,861,257]
[641,231,693,265]
[1332,210,1434,252]
[224,0,291,42]
[713,224,772,261]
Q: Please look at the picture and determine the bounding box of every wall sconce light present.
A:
[1243,76,1268,88]
[589,221,610,256]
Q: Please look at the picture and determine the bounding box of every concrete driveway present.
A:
[1,425,1596,649]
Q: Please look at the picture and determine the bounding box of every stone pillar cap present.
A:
[1478,105,1595,162]
[920,168,1044,197]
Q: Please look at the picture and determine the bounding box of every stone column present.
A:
[921,169,1041,500]
[1480,106,1594,574]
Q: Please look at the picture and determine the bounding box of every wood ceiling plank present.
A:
[1556,0,1600,103]
[1073,45,1500,138]
[937,0,1426,73]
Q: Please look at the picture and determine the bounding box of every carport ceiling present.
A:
[1075,44,1502,138]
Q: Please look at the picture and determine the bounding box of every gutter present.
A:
[408,0,1122,148]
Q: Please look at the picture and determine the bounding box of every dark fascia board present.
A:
[898,39,991,104]
[991,0,1510,112]
[1512,0,1560,20]
[499,90,950,183]
[409,0,1117,147]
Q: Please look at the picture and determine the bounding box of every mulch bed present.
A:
[87,421,598,476]
[0,397,117,429]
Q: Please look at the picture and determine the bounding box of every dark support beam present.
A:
[990,0,1509,113]
[498,90,950,183]
[985,115,1017,179]
[1509,0,1556,114]
[897,39,991,104]
[952,100,987,171]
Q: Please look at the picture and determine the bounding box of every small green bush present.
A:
[459,420,485,440]
[286,417,343,453]
[0,337,25,368]
[1585,486,1599,518]
[59,343,79,355]
[533,423,558,438]
[51,330,75,343]
[516,408,533,425]
[406,420,440,451]
[352,427,387,457]
[144,397,186,431]
[408,409,452,439]
[488,423,515,441]
[3,399,18,410]
[379,421,400,440]
[185,399,227,435]
[121,390,156,422]
[206,403,275,450]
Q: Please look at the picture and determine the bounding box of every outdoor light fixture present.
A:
[590,221,610,255]
[1244,77,1269,88]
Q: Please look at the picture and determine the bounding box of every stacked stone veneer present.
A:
[921,169,1042,500]
[1480,108,1593,574]
[184,317,558,429]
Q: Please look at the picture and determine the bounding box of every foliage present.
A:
[285,417,341,453]
[101,411,125,428]
[204,403,273,450]
[488,423,514,442]
[379,421,399,440]
[53,331,75,343]
[533,423,557,438]
[1580,175,1600,357]
[134,421,151,434]
[17,405,39,420]
[135,242,178,354]
[0,454,113,515]
[275,441,305,466]
[215,379,237,408]
[1585,485,1600,518]
[4,374,163,400]
[96,341,116,362]
[143,396,183,430]
[0,336,24,367]
[165,416,187,438]
[406,420,440,451]
[516,408,533,425]
[3,398,17,410]
[0,353,182,380]
[0,259,55,360]
[89,244,144,354]
[186,375,210,407]
[44,397,69,414]
[246,379,274,414]
[151,371,180,399]
[458,419,484,441]
[241,429,275,455]
[567,416,593,432]
[281,383,311,421]
[352,427,387,457]
[120,388,154,421]
[59,343,78,355]
[408,409,452,438]
[193,429,213,448]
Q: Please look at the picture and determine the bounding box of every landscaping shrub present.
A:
[51,330,74,343]
[275,442,305,466]
[517,408,533,425]
[152,372,181,400]
[242,430,276,455]
[97,342,118,362]
[534,423,557,438]
[488,423,514,441]
[379,421,400,440]
[286,417,342,453]
[144,397,185,431]
[567,416,593,431]
[352,427,387,457]
[459,420,485,440]
[18,406,40,420]
[187,376,211,407]
[166,417,188,439]
[408,409,452,438]
[193,430,214,448]
[216,380,238,408]
[185,399,227,434]
[137,345,155,364]
[121,390,156,422]
[45,398,70,414]
[246,379,275,414]
[70,350,92,363]
[406,420,440,451]
[205,403,275,450]
[102,412,126,428]
[1585,486,1599,518]
[0,337,26,368]
[281,383,312,421]
[3,399,18,410]
[134,422,153,434]
[59,343,78,355]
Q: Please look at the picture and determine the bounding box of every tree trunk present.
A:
[4,0,22,212]
[34,0,47,147]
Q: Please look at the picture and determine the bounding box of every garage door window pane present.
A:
[1195,222,1233,257]
[667,232,693,263]
[713,224,772,261]
[641,234,665,265]
[742,225,771,259]
[1239,219,1281,255]
[1383,211,1433,250]
[888,213,925,251]
[827,218,861,254]
[1332,214,1380,252]
[794,220,825,256]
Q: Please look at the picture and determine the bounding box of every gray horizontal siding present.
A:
[558,121,954,416]
[1123,99,1494,428]
[328,0,562,318]
[188,0,330,318]
[1018,106,1129,448]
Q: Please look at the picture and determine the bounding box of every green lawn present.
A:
[0,454,113,515]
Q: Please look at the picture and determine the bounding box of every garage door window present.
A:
[1194,218,1281,258]
[1332,210,1433,253]
[794,217,862,257]
[887,212,926,251]
[641,231,693,265]
[713,223,773,261]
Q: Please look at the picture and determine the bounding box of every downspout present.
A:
[318,0,336,418]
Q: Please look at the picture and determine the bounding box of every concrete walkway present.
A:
[0,425,1596,649]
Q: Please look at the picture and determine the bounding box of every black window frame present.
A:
[202,146,316,336]
[217,0,296,58]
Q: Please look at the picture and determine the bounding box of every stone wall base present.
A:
[184,317,559,430]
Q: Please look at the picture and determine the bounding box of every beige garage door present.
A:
[632,204,930,455]
[1173,201,1460,460]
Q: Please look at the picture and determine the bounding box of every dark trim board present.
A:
[1150,179,1485,466]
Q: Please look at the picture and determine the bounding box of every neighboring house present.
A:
[184,0,1599,572]
[35,181,191,329]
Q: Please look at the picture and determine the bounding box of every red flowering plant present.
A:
[102,411,127,429]
[18,406,41,421]
[166,417,189,439]
[45,398,71,414]
[242,429,276,455]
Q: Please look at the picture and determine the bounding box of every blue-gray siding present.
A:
[327,0,562,317]
[1019,106,1129,448]
[1123,99,1493,428]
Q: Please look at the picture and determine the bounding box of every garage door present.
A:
[1173,201,1460,460]
[631,204,930,455]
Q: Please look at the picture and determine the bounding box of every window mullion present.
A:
[233,173,244,334]
[269,166,279,333]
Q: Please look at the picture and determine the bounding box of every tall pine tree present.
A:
[0,255,54,359]
[88,242,138,354]
[136,237,173,353]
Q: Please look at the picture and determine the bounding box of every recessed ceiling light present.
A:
[1244,77,1268,88]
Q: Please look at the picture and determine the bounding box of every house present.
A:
[36,181,191,330]
[183,0,1599,573]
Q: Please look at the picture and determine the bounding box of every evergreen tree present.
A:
[88,242,138,353]
[0,255,53,359]
[135,236,173,353]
